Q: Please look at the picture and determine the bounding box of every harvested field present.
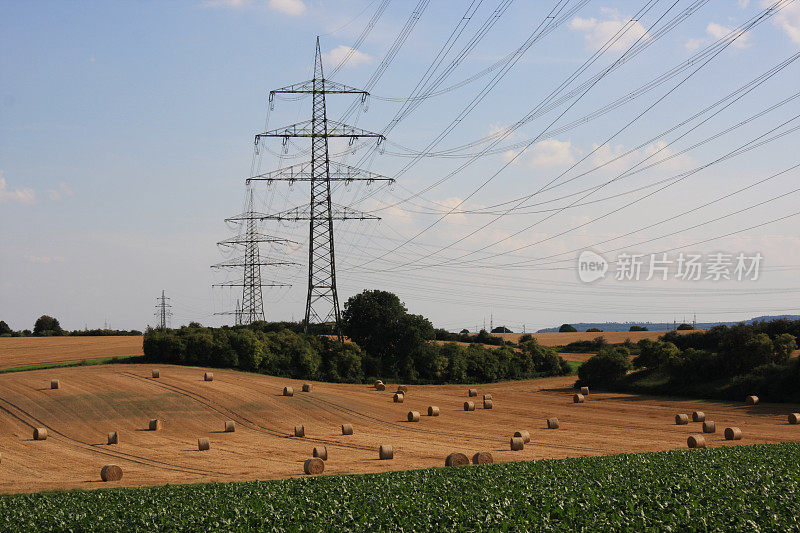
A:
[0,337,143,369]
[490,330,698,346]
[0,363,797,493]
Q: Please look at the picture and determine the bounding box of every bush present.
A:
[559,324,577,333]
[491,326,512,333]
[629,325,648,332]
[578,347,633,386]
[0,321,11,335]
[633,340,680,369]
[33,315,62,336]
[677,323,694,330]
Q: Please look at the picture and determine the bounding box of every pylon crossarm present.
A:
[211,259,297,268]
[217,234,298,246]
[270,79,369,96]
[259,204,381,221]
[256,120,384,140]
[248,161,393,184]
[213,281,291,287]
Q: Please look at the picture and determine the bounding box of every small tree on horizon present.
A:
[677,323,694,330]
[0,320,11,335]
[559,324,577,333]
[33,315,62,336]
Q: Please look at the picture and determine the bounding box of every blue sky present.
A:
[2,0,799,331]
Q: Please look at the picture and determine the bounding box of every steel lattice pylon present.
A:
[213,188,297,325]
[253,38,392,338]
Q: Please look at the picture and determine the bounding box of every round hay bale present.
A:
[746,395,759,405]
[341,423,354,435]
[427,406,440,416]
[445,452,469,467]
[675,414,689,425]
[514,430,531,443]
[547,417,560,429]
[304,457,324,475]
[483,394,493,401]
[702,421,716,433]
[152,369,160,378]
[580,386,589,396]
[397,385,408,393]
[692,411,705,422]
[407,411,420,422]
[379,445,393,460]
[373,380,384,388]
[724,427,742,441]
[510,436,524,450]
[573,393,584,403]
[302,383,311,393]
[472,451,494,465]
[100,464,123,482]
[204,372,213,382]
[224,421,235,432]
[283,386,294,397]
[393,392,404,403]
[33,427,47,441]
[50,379,59,390]
[789,413,800,425]
[107,431,118,445]
[483,399,493,409]
[198,437,210,451]
[687,434,706,449]
[313,446,328,461]
[376,383,386,391]
[463,401,475,411]
[149,419,162,431]
[294,425,305,437]
[468,388,478,397]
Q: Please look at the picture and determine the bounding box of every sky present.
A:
[1,0,800,332]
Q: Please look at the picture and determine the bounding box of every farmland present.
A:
[0,363,798,493]
[1,443,798,531]
[0,336,143,369]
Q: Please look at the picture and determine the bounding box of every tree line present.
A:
[0,316,141,337]
[142,290,571,384]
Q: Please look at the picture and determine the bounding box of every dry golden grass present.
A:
[0,336,143,369]
[490,330,698,346]
[0,363,797,493]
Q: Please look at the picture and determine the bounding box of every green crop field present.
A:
[2,443,798,531]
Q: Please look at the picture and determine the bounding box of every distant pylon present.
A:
[250,37,393,338]
[214,187,297,325]
[154,290,172,330]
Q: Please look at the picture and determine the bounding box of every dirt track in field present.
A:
[0,337,143,369]
[1,363,798,494]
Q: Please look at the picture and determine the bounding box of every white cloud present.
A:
[569,8,650,51]
[45,182,74,201]
[0,174,36,204]
[684,22,752,53]
[323,45,374,69]
[201,0,306,16]
[766,1,800,45]
[267,0,306,16]
[526,139,579,168]
[705,22,752,49]
[738,0,750,7]
[590,140,694,173]
[26,256,65,264]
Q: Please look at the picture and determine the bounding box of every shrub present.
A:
[559,324,577,333]
[33,315,62,336]
[0,321,11,335]
[677,323,694,330]
[578,347,633,386]
[634,340,680,369]
[629,325,648,332]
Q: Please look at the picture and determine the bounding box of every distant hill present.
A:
[536,315,800,333]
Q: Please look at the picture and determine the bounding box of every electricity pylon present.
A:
[214,188,297,325]
[154,290,172,330]
[251,37,393,338]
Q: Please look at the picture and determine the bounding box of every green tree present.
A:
[629,325,648,332]
[0,321,11,335]
[578,347,633,386]
[634,339,680,369]
[33,315,62,336]
[559,324,577,333]
[677,323,694,330]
